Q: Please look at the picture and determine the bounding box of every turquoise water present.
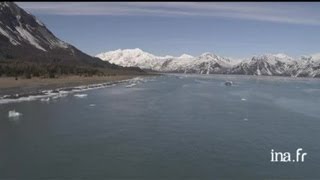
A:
[1,74,320,179]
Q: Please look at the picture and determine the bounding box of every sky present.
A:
[17,2,320,59]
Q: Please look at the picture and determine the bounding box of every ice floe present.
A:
[123,76,156,88]
[8,110,22,118]
[40,97,50,102]
[0,81,121,105]
[126,83,137,88]
[0,76,154,105]
[74,94,88,98]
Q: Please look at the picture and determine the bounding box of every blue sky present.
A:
[17,2,320,59]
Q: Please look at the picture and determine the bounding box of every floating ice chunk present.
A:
[40,97,50,102]
[241,98,247,101]
[131,77,144,81]
[59,90,69,94]
[243,118,248,121]
[89,104,96,107]
[51,96,59,100]
[74,94,88,98]
[126,83,136,88]
[8,110,22,118]
[52,93,68,100]
[0,80,120,105]
[59,93,68,97]
[127,76,147,84]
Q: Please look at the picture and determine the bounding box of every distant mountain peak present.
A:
[310,53,320,61]
[178,54,194,59]
[200,52,216,57]
[252,53,294,64]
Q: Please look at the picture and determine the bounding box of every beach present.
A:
[0,75,141,96]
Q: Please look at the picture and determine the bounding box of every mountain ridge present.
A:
[0,2,144,78]
[96,48,320,78]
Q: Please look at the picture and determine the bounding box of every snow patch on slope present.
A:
[35,18,44,26]
[15,26,46,51]
[0,26,20,45]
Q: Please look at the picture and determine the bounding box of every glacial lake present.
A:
[1,74,320,179]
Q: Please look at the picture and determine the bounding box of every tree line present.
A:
[0,61,106,79]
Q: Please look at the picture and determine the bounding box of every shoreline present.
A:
[0,75,154,97]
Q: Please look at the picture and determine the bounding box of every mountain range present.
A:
[96,49,320,78]
[1,2,319,78]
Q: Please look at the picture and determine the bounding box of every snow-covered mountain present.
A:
[0,1,94,65]
[0,1,145,75]
[96,48,167,70]
[0,2,69,51]
[97,49,233,74]
[96,49,320,78]
[159,52,232,74]
[230,53,298,76]
[295,54,320,77]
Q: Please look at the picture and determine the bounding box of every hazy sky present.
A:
[17,2,320,59]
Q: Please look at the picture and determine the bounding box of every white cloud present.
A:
[16,2,320,26]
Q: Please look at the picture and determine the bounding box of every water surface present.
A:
[1,74,320,179]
